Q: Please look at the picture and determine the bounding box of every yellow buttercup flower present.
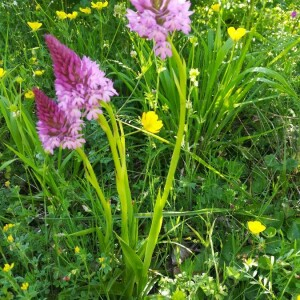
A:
[56,11,68,20]
[297,295,300,300]
[3,223,15,232]
[247,221,266,234]
[3,263,14,272]
[67,11,78,19]
[27,22,42,32]
[0,67,6,78]
[7,235,14,243]
[91,1,108,10]
[34,70,45,76]
[25,90,35,99]
[211,4,220,12]
[141,111,163,134]
[21,282,29,291]
[74,246,80,254]
[228,27,246,42]
[80,7,92,14]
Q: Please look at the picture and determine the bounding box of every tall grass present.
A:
[0,1,299,299]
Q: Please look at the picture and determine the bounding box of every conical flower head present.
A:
[44,34,82,90]
[44,34,118,120]
[127,0,193,59]
[33,88,85,154]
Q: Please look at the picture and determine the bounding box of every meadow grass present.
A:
[0,0,299,299]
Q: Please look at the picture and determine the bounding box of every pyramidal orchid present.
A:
[44,34,118,120]
[34,34,118,154]
[126,0,193,59]
[33,88,85,154]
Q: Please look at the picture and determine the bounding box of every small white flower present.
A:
[243,257,258,271]
[130,50,137,58]
[12,110,20,118]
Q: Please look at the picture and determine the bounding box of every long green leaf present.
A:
[0,158,18,171]
[116,234,143,273]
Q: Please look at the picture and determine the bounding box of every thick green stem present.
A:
[140,42,187,293]
[98,109,134,246]
[101,102,124,159]
[98,106,137,296]
[76,148,112,248]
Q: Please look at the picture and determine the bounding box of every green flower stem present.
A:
[160,49,187,208]
[33,31,41,48]
[97,113,122,172]
[140,41,187,292]
[98,11,104,61]
[76,148,112,248]
[101,102,124,165]
[98,109,134,246]
[219,44,235,90]
[98,105,137,296]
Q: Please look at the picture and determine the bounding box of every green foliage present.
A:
[0,0,299,299]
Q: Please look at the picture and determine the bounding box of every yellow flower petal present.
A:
[67,11,78,19]
[80,7,92,14]
[228,27,246,42]
[25,91,35,99]
[27,22,42,32]
[247,221,266,234]
[211,4,220,12]
[34,70,45,76]
[56,11,68,20]
[0,67,6,78]
[21,282,29,291]
[141,111,163,134]
[7,235,14,243]
[3,263,14,272]
[3,223,15,232]
[91,1,108,10]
